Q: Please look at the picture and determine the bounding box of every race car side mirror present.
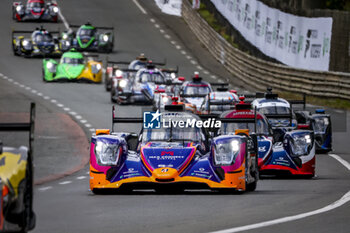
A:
[0,141,2,154]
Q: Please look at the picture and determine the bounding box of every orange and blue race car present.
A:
[0,103,36,232]
[89,104,259,193]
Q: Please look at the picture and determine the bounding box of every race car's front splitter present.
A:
[90,165,246,191]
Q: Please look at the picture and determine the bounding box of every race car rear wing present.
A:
[0,103,35,156]
[111,106,143,132]
[69,25,114,30]
[106,57,167,67]
[200,107,258,133]
[206,94,235,114]
[288,94,306,110]
[82,53,99,58]
[12,29,60,38]
[12,30,60,34]
[160,66,179,74]
[180,94,208,98]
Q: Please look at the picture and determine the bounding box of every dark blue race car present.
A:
[251,88,332,153]
[12,27,62,57]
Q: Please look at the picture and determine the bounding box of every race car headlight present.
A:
[162,96,169,103]
[115,69,123,77]
[62,34,68,40]
[95,141,121,166]
[119,79,127,88]
[63,40,71,48]
[102,35,109,42]
[313,117,329,134]
[214,139,240,165]
[22,40,31,48]
[16,5,22,12]
[46,61,56,72]
[52,6,59,13]
[289,133,313,156]
[91,63,102,74]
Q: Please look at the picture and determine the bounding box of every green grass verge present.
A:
[197,3,238,48]
[278,91,350,110]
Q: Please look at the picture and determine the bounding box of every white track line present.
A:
[39,186,52,191]
[329,154,350,171]
[77,176,86,180]
[133,0,147,14]
[59,181,72,185]
[210,154,350,233]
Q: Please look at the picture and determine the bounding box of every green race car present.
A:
[60,23,114,53]
[42,49,103,83]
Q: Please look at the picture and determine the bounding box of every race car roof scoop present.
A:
[217,87,228,92]
[235,104,251,110]
[265,93,278,99]
[164,104,185,111]
[192,76,202,82]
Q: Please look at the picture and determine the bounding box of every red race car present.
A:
[12,0,59,22]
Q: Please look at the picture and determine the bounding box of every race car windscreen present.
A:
[27,2,44,8]
[34,33,52,43]
[184,86,211,95]
[142,115,202,142]
[129,61,147,70]
[142,127,201,142]
[220,119,269,135]
[61,57,85,65]
[77,28,96,37]
[258,106,291,115]
[139,72,165,83]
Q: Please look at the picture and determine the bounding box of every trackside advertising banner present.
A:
[210,0,333,71]
[154,0,182,16]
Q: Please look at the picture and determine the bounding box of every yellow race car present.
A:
[0,103,35,232]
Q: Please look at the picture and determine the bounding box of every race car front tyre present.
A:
[105,77,111,91]
[246,158,259,192]
[42,69,47,82]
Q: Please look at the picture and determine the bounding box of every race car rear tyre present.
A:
[105,77,111,91]
[246,180,257,192]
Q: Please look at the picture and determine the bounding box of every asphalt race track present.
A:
[0,0,349,232]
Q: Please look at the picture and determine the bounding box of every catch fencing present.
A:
[182,0,350,100]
